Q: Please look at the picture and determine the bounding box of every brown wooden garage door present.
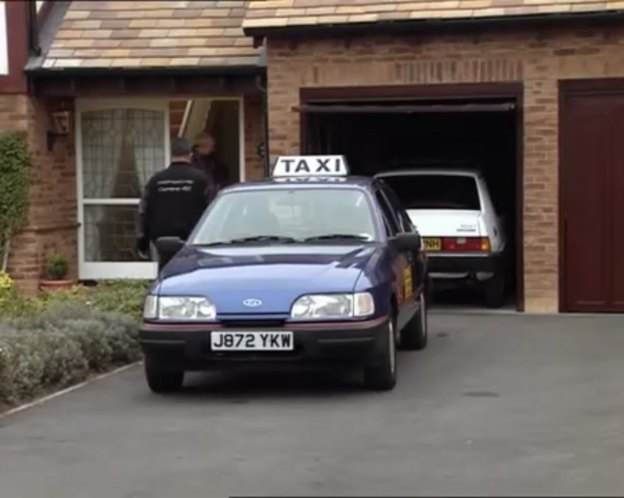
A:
[560,82,624,312]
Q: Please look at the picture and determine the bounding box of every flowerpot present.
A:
[39,279,74,291]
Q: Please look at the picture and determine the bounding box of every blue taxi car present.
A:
[139,155,429,393]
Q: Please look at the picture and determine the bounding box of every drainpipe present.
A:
[255,74,270,177]
[28,0,41,56]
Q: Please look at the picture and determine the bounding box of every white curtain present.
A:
[130,109,166,262]
[81,109,124,262]
[81,108,166,263]
[132,108,166,187]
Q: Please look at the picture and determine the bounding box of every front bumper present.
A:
[427,253,504,275]
[139,316,390,372]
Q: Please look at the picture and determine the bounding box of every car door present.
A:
[379,182,427,297]
[373,185,416,331]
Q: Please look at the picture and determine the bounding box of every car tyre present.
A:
[364,317,397,391]
[144,356,184,394]
[484,272,506,309]
[425,274,434,304]
[400,292,428,351]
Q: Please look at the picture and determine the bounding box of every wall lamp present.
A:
[47,110,71,152]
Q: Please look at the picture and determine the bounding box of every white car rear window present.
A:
[381,174,481,211]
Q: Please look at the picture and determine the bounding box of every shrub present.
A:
[43,252,69,280]
[0,131,32,272]
[0,270,35,317]
[37,280,151,320]
[0,301,142,407]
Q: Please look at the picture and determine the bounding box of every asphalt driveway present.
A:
[1,313,624,497]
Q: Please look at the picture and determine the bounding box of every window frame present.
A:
[76,99,169,280]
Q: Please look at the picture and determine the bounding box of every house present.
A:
[2,0,623,314]
[3,0,267,294]
[242,0,624,314]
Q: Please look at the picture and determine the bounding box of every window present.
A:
[77,97,245,280]
[190,188,378,244]
[378,183,413,233]
[373,189,399,236]
[79,103,168,279]
[381,174,481,211]
[0,2,8,75]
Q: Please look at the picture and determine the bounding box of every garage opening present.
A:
[299,93,522,310]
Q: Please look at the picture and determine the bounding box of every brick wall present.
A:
[264,23,624,313]
[1,95,77,295]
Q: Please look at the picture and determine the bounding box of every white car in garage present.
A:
[375,168,507,308]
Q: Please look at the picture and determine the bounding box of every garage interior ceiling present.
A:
[294,103,516,113]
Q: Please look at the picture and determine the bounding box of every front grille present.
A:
[220,319,286,328]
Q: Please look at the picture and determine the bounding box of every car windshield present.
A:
[189,187,379,245]
[381,174,481,210]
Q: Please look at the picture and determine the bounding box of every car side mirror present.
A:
[390,232,422,252]
[155,236,185,262]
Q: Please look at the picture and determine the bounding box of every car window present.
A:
[189,187,379,244]
[378,183,414,233]
[381,174,481,211]
[373,188,399,236]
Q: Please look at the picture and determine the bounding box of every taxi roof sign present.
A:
[272,155,349,177]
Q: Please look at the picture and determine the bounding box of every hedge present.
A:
[0,279,151,319]
[0,277,150,410]
[0,131,32,272]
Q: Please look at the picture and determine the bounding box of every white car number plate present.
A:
[210,331,294,351]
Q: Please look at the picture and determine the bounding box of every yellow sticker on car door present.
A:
[403,266,413,300]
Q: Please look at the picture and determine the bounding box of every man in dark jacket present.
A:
[136,137,215,269]
[192,131,231,190]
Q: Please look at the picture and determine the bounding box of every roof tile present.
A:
[110,58,143,67]
[64,10,89,19]
[80,58,113,67]
[243,0,621,30]
[39,1,261,70]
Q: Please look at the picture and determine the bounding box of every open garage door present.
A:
[297,86,523,310]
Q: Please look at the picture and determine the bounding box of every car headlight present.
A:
[142,295,217,321]
[290,292,375,320]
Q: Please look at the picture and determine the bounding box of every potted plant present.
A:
[40,252,73,291]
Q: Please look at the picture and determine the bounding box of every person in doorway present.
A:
[136,137,215,270]
[192,131,232,191]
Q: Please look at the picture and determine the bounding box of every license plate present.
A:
[210,331,294,351]
[423,237,442,251]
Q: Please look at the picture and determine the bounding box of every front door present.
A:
[561,87,624,311]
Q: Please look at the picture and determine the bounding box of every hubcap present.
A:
[388,320,396,374]
[420,293,427,338]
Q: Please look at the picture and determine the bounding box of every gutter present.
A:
[28,0,41,56]
[25,64,265,77]
[243,9,624,41]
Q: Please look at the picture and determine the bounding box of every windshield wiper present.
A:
[304,234,371,242]
[198,235,300,246]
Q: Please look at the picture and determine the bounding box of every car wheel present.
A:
[484,272,506,309]
[144,357,184,394]
[364,317,397,391]
[400,292,428,351]
[425,275,434,304]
